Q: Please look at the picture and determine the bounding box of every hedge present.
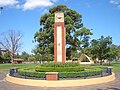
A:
[59,68,102,78]
[35,66,85,72]
[18,68,45,78]
[41,62,80,67]
[18,68,102,78]
[17,65,107,78]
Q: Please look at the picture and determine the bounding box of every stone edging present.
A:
[6,73,115,87]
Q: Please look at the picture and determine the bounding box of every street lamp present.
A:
[0,7,3,15]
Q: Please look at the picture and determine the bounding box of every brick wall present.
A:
[46,72,58,80]
[54,22,66,63]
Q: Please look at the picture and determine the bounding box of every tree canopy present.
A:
[83,36,119,65]
[33,4,92,60]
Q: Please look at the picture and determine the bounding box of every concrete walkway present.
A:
[0,71,120,90]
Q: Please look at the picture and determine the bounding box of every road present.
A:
[0,71,120,90]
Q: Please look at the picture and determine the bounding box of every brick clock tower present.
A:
[54,12,66,63]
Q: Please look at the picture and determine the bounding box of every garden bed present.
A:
[16,62,108,79]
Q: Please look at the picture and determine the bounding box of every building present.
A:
[0,48,7,56]
[13,58,23,64]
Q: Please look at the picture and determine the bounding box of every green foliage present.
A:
[60,69,101,78]
[3,52,11,60]
[106,45,119,65]
[87,36,113,65]
[112,62,120,72]
[75,27,93,49]
[41,62,80,67]
[0,64,37,71]
[18,69,101,78]
[20,52,29,61]
[28,55,36,63]
[35,66,85,72]
[0,52,11,63]
[17,66,103,78]
[1,62,120,73]
[18,68,45,78]
[33,4,92,60]
[0,56,4,63]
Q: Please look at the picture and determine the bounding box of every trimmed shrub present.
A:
[35,66,85,72]
[18,68,45,78]
[41,62,80,67]
[18,68,102,78]
[60,72,84,78]
[17,65,107,78]
[59,68,102,78]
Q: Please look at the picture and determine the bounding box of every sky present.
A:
[0,0,120,54]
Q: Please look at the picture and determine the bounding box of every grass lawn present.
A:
[0,62,120,72]
[93,62,120,72]
[0,63,38,71]
[110,62,120,72]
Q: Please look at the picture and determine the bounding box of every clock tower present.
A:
[54,12,66,63]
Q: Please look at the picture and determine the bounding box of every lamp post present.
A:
[0,7,3,15]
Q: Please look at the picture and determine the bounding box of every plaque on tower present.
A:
[54,12,66,63]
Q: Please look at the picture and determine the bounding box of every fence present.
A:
[9,67,113,80]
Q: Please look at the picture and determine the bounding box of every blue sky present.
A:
[0,0,120,54]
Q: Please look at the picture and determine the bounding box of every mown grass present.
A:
[0,64,38,71]
[110,62,120,72]
[90,62,120,72]
[0,62,120,72]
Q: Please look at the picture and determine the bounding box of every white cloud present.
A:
[85,3,91,8]
[16,4,20,8]
[0,0,58,11]
[0,0,19,7]
[22,0,54,11]
[110,0,120,9]
[110,0,120,4]
[118,5,120,8]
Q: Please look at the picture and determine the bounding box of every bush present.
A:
[60,72,84,78]
[35,66,85,72]
[18,68,102,78]
[41,62,80,67]
[17,65,107,78]
[18,68,45,78]
[60,68,102,78]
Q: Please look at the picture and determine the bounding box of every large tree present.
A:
[0,30,22,63]
[20,51,30,62]
[34,4,92,60]
[89,36,112,65]
[106,45,119,65]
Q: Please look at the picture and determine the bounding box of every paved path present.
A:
[0,71,120,90]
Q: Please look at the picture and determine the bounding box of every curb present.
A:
[6,73,115,87]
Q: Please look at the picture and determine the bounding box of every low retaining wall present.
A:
[6,73,115,87]
[46,72,59,80]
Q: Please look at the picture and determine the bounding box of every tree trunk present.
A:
[100,60,102,65]
[109,60,111,66]
[11,53,14,63]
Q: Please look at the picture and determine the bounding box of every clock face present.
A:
[55,12,64,22]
